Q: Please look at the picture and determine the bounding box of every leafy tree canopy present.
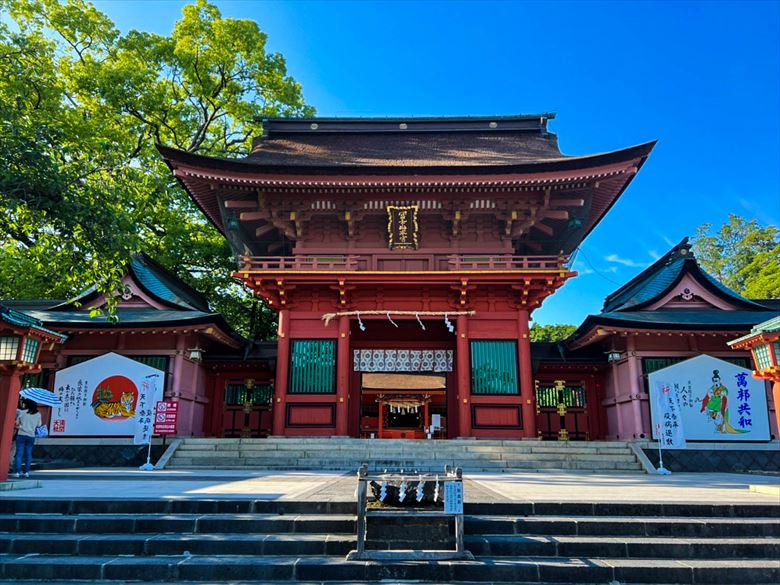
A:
[0,0,313,338]
[530,323,577,342]
[692,214,779,299]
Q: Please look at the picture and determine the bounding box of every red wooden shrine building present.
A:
[159,115,655,439]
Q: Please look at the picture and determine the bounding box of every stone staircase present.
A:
[0,498,778,583]
[167,437,646,472]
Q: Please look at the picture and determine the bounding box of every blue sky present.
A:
[95,0,779,325]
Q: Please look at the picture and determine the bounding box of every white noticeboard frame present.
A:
[51,352,164,437]
[648,354,770,443]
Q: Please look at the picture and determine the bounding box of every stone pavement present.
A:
[0,468,778,503]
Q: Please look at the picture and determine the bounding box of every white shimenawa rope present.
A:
[321,310,475,326]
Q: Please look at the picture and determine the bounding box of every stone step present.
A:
[1,532,778,560]
[465,515,780,538]
[2,513,778,538]
[0,514,355,534]
[2,498,774,519]
[179,442,635,454]
[0,554,777,583]
[168,454,642,471]
[464,535,780,558]
[0,533,355,557]
[174,449,639,463]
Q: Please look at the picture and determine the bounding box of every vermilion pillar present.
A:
[335,316,350,436]
[626,336,645,438]
[456,315,470,437]
[773,382,780,439]
[0,371,22,482]
[517,311,537,438]
[273,310,290,436]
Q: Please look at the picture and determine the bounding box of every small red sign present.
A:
[52,419,66,433]
[153,401,179,435]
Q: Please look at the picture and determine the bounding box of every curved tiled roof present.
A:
[579,310,779,330]
[602,238,765,312]
[0,304,67,341]
[52,253,210,313]
[128,255,210,312]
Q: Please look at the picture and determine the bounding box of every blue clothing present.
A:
[13,434,35,474]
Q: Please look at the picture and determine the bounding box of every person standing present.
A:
[13,399,41,478]
[8,396,24,471]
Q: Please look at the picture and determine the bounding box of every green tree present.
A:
[530,323,577,342]
[692,214,779,299]
[0,0,313,337]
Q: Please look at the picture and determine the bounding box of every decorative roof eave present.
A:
[167,157,650,240]
[568,321,759,351]
[728,316,780,348]
[157,141,655,177]
[601,238,767,313]
[0,305,68,344]
[631,262,765,312]
[52,253,210,313]
[52,322,242,349]
[170,158,642,191]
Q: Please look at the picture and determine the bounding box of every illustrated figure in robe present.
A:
[699,370,746,434]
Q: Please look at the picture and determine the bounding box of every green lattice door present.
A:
[535,380,588,441]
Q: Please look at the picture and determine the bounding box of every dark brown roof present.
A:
[246,116,564,167]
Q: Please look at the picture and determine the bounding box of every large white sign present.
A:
[649,354,770,442]
[51,353,164,437]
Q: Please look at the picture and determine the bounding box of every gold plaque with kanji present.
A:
[387,205,419,250]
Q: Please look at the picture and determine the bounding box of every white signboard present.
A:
[431,414,442,429]
[649,354,770,442]
[51,353,164,437]
[444,481,464,514]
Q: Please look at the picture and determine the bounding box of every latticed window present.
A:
[642,356,750,375]
[642,357,685,375]
[21,338,40,363]
[68,355,169,372]
[224,383,273,405]
[132,355,168,372]
[0,336,20,361]
[470,340,518,395]
[754,344,772,370]
[536,384,586,408]
[21,371,45,389]
[289,340,336,394]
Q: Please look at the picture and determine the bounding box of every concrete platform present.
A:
[0,479,41,492]
[0,468,778,504]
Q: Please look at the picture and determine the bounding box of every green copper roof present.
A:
[580,310,779,330]
[53,253,210,313]
[21,308,224,327]
[729,315,780,345]
[601,237,765,312]
[0,304,68,341]
[128,254,210,312]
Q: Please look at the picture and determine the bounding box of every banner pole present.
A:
[655,423,671,475]
[139,435,154,471]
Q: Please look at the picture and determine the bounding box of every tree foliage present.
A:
[692,214,780,299]
[530,323,577,342]
[0,0,313,337]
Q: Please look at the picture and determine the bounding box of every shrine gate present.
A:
[160,115,654,439]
